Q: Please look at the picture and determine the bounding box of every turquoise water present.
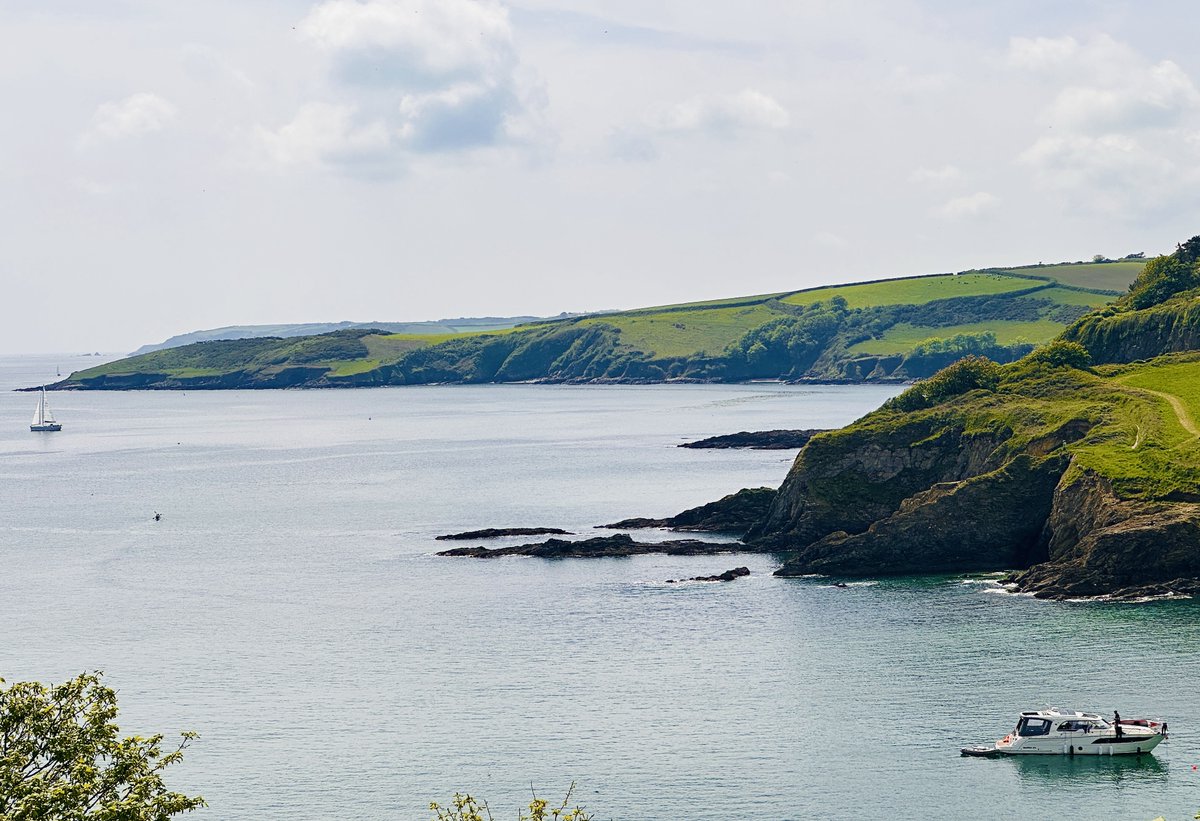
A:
[2,355,1199,821]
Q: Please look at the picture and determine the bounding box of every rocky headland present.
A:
[435,240,1200,600]
[743,237,1200,599]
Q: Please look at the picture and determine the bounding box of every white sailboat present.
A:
[30,386,62,432]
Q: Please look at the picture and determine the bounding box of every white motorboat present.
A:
[30,386,62,432]
[962,708,1166,757]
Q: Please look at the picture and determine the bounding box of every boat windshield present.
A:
[1016,717,1052,737]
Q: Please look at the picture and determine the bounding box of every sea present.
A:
[2,353,1198,821]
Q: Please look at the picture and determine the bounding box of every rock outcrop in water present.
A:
[437,533,741,559]
[436,527,571,541]
[600,487,776,534]
[679,430,828,450]
[667,567,750,583]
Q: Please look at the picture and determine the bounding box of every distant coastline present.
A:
[47,261,1134,392]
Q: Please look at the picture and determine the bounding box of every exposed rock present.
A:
[436,527,571,541]
[679,429,827,450]
[667,566,751,583]
[437,533,741,559]
[774,452,1067,577]
[600,487,776,535]
[1008,472,1200,598]
[748,415,1012,548]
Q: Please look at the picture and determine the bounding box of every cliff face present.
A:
[1012,472,1200,597]
[748,416,1005,546]
[753,353,1200,598]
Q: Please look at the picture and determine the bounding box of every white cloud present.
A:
[264,0,541,175]
[84,93,176,142]
[257,103,395,176]
[910,164,961,185]
[1007,33,1200,218]
[1047,60,1199,134]
[1017,134,1197,217]
[937,191,998,219]
[300,0,515,88]
[657,89,789,136]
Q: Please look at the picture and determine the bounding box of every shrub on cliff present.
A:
[884,354,1002,412]
[1124,236,1200,309]
[1019,340,1091,370]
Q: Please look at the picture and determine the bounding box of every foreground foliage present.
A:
[430,785,592,821]
[0,672,204,821]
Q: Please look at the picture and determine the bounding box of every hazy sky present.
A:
[3,0,1200,353]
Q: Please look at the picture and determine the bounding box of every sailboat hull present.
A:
[31,423,62,431]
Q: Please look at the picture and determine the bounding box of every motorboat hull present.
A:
[964,732,1163,757]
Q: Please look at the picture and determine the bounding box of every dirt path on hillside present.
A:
[1133,386,1200,438]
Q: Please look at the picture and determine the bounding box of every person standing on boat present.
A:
[1113,710,1123,739]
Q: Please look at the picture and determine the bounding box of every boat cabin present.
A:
[1015,709,1109,737]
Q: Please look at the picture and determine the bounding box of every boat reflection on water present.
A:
[1009,751,1168,787]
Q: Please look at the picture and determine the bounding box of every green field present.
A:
[849,319,1066,354]
[1001,261,1143,293]
[781,272,1045,308]
[578,304,783,358]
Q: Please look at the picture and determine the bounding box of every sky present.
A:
[3,0,1200,353]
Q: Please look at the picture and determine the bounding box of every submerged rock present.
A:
[437,533,741,559]
[679,429,828,450]
[436,527,572,541]
[601,487,777,535]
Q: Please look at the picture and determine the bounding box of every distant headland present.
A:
[46,258,1137,390]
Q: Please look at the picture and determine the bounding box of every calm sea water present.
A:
[2,355,1199,821]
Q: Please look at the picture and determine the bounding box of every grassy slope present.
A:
[781,271,1046,308]
[66,261,1141,386]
